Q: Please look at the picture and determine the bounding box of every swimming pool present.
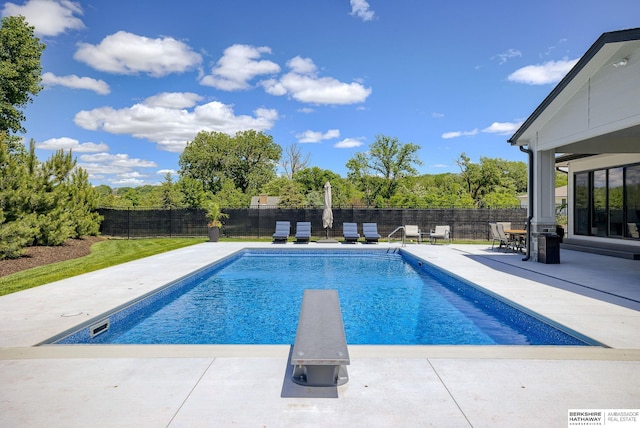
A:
[50,249,595,346]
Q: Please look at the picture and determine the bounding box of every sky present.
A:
[3,0,639,188]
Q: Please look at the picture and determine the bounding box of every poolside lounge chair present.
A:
[342,222,360,243]
[272,221,290,243]
[429,225,450,244]
[404,225,421,243]
[295,221,312,243]
[362,223,381,243]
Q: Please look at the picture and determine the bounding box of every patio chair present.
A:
[489,223,501,250]
[362,223,381,244]
[272,221,290,243]
[496,223,515,252]
[342,222,360,243]
[497,221,512,232]
[429,225,450,244]
[404,225,422,243]
[295,221,311,243]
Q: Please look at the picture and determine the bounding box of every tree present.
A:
[179,130,281,195]
[177,176,207,208]
[0,135,101,258]
[346,135,422,201]
[456,153,525,207]
[346,152,383,205]
[0,16,46,134]
[280,143,310,179]
[159,172,183,208]
[228,130,282,194]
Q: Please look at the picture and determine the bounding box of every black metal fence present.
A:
[97,207,527,241]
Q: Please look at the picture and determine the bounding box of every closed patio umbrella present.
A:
[322,181,333,239]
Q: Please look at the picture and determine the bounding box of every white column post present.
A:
[531,149,557,261]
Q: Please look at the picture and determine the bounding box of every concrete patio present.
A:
[1,242,639,427]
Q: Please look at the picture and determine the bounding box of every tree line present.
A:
[96,130,531,211]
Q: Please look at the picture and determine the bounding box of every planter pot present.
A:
[208,227,220,242]
[556,225,565,243]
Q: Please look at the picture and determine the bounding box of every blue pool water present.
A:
[54,249,593,346]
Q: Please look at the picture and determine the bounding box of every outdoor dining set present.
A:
[489,222,526,253]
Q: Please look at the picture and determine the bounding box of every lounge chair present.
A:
[342,222,360,243]
[272,221,290,243]
[295,221,311,243]
[429,225,450,244]
[404,225,422,243]
[362,223,381,243]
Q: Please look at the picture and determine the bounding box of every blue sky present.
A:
[3,0,639,187]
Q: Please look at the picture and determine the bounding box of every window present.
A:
[625,165,640,239]
[574,163,640,240]
[574,172,589,236]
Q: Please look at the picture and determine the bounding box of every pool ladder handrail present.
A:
[387,226,406,246]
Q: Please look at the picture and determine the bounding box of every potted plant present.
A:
[204,202,228,242]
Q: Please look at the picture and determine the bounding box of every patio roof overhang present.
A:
[508,28,640,153]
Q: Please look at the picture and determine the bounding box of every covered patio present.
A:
[509,28,640,261]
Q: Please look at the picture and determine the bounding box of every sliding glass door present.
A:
[573,163,640,240]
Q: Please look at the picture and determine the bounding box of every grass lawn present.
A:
[0,238,207,296]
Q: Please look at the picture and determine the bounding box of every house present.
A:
[517,185,567,214]
[509,28,640,261]
[249,194,281,209]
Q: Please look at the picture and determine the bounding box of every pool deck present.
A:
[1,242,639,427]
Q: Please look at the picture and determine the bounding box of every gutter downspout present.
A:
[520,145,533,261]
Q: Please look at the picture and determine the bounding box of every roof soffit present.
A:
[509,28,640,146]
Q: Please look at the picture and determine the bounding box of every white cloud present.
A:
[79,153,157,169]
[78,152,157,184]
[432,112,445,118]
[42,72,110,94]
[2,0,84,36]
[296,129,340,143]
[334,137,364,148]
[442,120,523,139]
[350,0,375,21]
[261,56,371,105]
[74,31,202,77]
[482,121,523,135]
[508,58,578,85]
[430,164,448,168]
[442,129,478,139]
[298,107,315,114]
[143,92,202,109]
[157,169,176,175]
[37,137,108,152]
[494,48,522,64]
[74,92,279,152]
[200,44,280,91]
